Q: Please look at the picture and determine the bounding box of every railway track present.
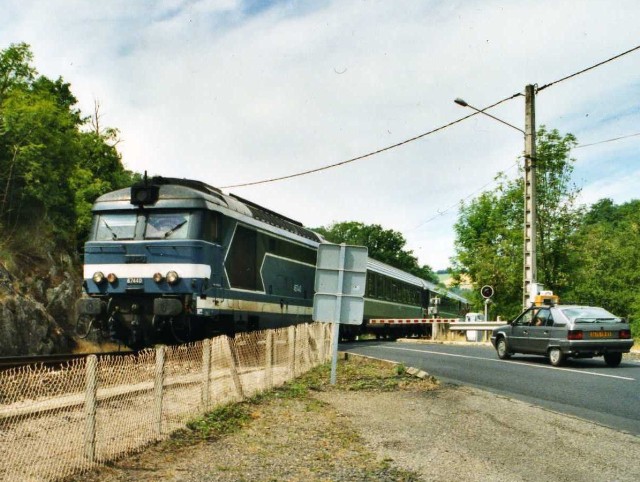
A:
[0,351,134,371]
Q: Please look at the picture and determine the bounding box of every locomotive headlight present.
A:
[166,270,180,285]
[153,272,164,283]
[107,273,118,284]
[92,271,106,284]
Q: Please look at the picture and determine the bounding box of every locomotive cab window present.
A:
[95,213,137,240]
[201,211,219,242]
[145,212,192,239]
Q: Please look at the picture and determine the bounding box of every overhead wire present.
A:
[410,130,640,230]
[536,44,640,92]
[572,131,640,149]
[221,42,640,231]
[220,92,523,189]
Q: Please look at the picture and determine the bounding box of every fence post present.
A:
[84,354,98,463]
[301,323,311,370]
[223,336,244,400]
[265,330,273,390]
[154,346,166,437]
[318,323,325,363]
[288,325,296,378]
[201,339,211,410]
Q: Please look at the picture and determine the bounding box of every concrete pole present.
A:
[523,84,537,308]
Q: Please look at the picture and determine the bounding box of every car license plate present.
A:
[589,331,612,338]
[127,277,143,284]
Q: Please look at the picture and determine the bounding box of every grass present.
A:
[180,355,438,443]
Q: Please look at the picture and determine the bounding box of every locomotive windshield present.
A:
[93,211,193,240]
[96,213,137,240]
[145,212,191,239]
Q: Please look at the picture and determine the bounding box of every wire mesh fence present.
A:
[0,322,332,481]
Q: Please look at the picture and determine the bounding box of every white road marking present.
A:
[380,346,636,381]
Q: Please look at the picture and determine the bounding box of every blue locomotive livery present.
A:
[77,176,468,347]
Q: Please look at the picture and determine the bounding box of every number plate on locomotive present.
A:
[127,277,143,284]
[589,331,612,338]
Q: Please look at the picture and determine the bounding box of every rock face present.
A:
[0,263,75,356]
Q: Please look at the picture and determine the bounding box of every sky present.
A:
[1,0,639,270]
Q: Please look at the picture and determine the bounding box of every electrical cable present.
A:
[410,129,640,229]
[572,131,640,149]
[220,92,523,189]
[222,44,640,189]
[537,44,640,92]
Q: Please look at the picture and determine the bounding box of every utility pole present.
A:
[523,84,537,308]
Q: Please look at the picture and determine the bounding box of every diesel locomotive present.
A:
[76,176,468,347]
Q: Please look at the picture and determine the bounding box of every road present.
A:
[341,340,640,436]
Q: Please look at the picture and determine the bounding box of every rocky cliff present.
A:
[0,258,78,356]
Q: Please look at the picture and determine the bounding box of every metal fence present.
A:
[0,323,331,481]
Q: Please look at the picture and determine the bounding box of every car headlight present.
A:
[166,271,180,285]
[92,271,106,284]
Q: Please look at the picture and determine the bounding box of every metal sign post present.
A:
[312,243,368,385]
[329,247,346,384]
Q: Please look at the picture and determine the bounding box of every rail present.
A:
[0,351,133,371]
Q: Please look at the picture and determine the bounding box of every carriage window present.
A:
[95,213,137,240]
[145,212,191,239]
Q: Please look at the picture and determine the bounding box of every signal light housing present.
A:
[92,272,106,285]
[107,273,118,284]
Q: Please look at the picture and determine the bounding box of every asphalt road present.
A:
[341,340,640,436]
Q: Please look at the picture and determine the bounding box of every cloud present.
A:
[1,0,639,270]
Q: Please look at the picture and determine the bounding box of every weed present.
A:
[187,402,252,441]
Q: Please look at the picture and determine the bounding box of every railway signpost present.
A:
[312,243,368,384]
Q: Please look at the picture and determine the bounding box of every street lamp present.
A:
[453,98,524,135]
[455,86,538,308]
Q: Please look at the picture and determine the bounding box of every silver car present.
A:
[491,305,634,367]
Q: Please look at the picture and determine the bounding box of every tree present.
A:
[0,42,139,261]
[564,199,640,334]
[451,127,581,319]
[314,221,438,283]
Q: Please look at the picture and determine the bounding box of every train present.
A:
[76,176,469,347]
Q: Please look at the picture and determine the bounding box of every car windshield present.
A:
[560,307,622,323]
[145,212,191,239]
[95,213,137,240]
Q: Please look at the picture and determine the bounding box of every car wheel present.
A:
[604,352,622,368]
[496,338,511,359]
[548,347,564,367]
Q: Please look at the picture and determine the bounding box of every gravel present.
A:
[79,354,640,482]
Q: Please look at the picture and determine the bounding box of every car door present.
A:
[527,308,553,353]
[509,309,534,352]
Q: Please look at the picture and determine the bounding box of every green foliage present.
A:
[563,199,640,335]
[314,221,438,283]
[451,127,581,319]
[186,402,252,440]
[0,42,139,262]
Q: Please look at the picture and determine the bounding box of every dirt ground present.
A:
[78,354,640,482]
